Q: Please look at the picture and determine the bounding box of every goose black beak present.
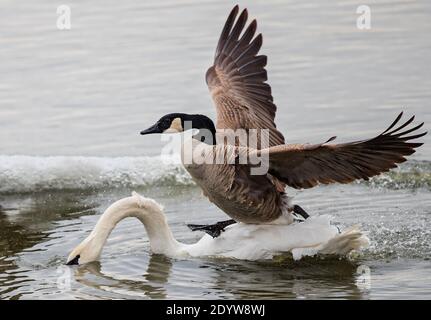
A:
[140,123,162,135]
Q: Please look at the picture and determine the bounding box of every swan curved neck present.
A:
[88,196,183,258]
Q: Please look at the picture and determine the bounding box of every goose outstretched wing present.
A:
[206,5,285,147]
[254,112,426,189]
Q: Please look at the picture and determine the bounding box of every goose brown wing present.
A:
[206,5,285,147]
[255,113,426,189]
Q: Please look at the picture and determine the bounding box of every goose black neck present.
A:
[181,114,217,145]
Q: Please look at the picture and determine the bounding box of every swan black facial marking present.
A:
[66,254,80,265]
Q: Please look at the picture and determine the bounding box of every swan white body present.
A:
[67,192,369,265]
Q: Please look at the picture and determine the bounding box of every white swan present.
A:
[66,192,369,265]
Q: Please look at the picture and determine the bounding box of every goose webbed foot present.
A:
[293,205,310,220]
[187,219,236,238]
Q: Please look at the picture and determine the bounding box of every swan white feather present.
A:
[66,192,369,265]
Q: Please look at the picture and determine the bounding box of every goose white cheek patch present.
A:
[163,117,183,133]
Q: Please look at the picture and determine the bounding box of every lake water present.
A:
[0,0,430,299]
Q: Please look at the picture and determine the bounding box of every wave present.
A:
[0,155,193,194]
[360,160,431,190]
[0,155,429,194]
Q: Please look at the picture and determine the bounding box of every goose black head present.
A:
[140,113,216,144]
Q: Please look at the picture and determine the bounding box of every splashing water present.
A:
[1,155,430,194]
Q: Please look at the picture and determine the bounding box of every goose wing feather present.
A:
[254,112,427,189]
[206,5,285,147]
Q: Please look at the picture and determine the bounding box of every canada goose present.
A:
[66,192,369,265]
[140,6,426,237]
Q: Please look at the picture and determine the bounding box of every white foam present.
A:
[0,155,429,194]
[0,155,193,193]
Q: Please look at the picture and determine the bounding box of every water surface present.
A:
[0,0,430,299]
